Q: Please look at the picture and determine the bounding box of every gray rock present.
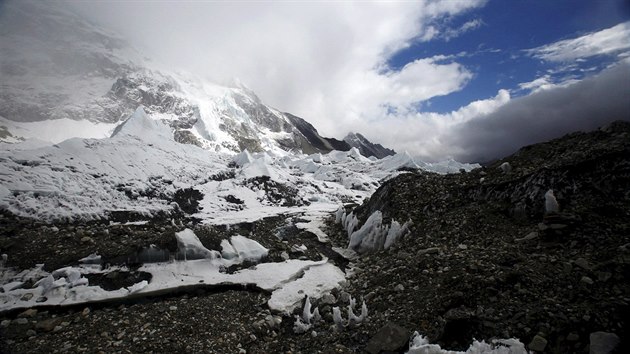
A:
[36,318,60,332]
[280,251,289,260]
[419,247,440,255]
[589,331,620,354]
[528,334,548,352]
[567,332,580,341]
[516,232,539,242]
[394,284,405,292]
[26,329,36,337]
[581,276,594,285]
[596,272,612,282]
[1,320,10,328]
[365,322,410,354]
[562,262,573,273]
[15,318,29,325]
[264,315,282,329]
[18,309,38,318]
[339,291,351,304]
[574,258,591,270]
[319,293,336,305]
[499,162,512,173]
[80,236,93,244]
[550,224,567,230]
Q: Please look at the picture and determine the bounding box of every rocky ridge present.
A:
[344,132,396,159]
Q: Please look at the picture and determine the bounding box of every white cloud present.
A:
[354,89,511,161]
[518,75,555,92]
[360,61,629,163]
[419,19,483,42]
[527,21,630,62]
[517,74,579,93]
[442,19,484,41]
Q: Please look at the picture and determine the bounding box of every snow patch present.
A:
[268,262,345,314]
[406,332,527,354]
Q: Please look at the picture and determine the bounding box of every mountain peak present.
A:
[343,132,396,159]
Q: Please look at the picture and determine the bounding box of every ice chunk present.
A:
[378,152,420,171]
[268,262,345,314]
[384,220,412,250]
[110,106,171,141]
[406,331,527,354]
[229,235,268,262]
[348,299,368,325]
[348,211,387,252]
[342,212,359,237]
[294,295,321,334]
[35,274,55,294]
[332,306,344,330]
[175,229,220,260]
[233,149,254,167]
[127,280,148,294]
[348,211,411,253]
[220,239,239,260]
[240,157,277,179]
[545,189,559,214]
[79,253,102,264]
[293,316,312,334]
[0,185,10,209]
[335,205,345,224]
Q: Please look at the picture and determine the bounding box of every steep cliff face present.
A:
[284,114,351,154]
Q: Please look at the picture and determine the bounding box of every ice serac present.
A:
[343,132,396,159]
[110,106,171,141]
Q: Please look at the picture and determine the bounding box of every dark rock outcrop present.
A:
[284,113,351,154]
[332,121,630,352]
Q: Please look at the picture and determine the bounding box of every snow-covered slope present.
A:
[0,109,478,223]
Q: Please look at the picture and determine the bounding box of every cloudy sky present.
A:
[54,1,630,161]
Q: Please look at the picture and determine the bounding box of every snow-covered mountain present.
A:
[344,132,396,159]
[0,1,481,227]
[0,106,478,223]
[0,1,394,157]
